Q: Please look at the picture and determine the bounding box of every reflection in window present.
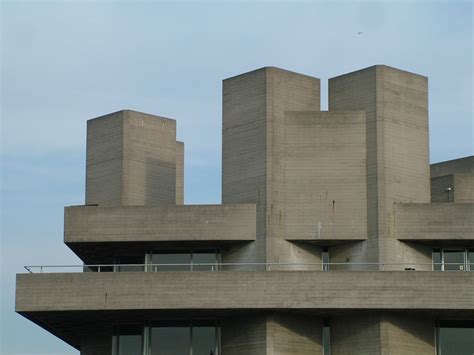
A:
[112,321,219,355]
[432,249,472,271]
[115,256,145,272]
[112,325,143,355]
[151,321,190,355]
[149,250,219,272]
[437,321,474,355]
[322,319,331,355]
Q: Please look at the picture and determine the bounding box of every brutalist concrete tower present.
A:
[16,66,474,355]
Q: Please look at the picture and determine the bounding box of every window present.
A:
[113,321,219,355]
[436,320,474,355]
[322,319,331,355]
[115,256,145,272]
[112,325,143,355]
[322,248,329,271]
[148,250,219,272]
[432,249,472,271]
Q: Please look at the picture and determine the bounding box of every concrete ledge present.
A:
[16,271,474,313]
[394,203,474,241]
[65,204,256,243]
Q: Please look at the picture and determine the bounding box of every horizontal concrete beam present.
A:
[394,203,474,241]
[65,204,256,243]
[16,271,474,313]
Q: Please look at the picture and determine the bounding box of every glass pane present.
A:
[193,253,218,271]
[152,253,191,271]
[469,250,474,271]
[432,250,442,271]
[192,326,216,355]
[116,326,143,355]
[322,320,331,355]
[443,250,466,271]
[116,256,144,272]
[151,326,190,355]
[322,250,329,271]
[438,326,474,354]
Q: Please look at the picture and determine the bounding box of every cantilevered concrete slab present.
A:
[394,203,474,242]
[17,271,474,313]
[65,204,256,243]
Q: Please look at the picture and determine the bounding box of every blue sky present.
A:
[1,1,472,354]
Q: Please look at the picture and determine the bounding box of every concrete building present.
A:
[15,65,474,355]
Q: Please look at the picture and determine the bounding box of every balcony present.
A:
[16,265,474,349]
[65,204,256,262]
[394,203,474,243]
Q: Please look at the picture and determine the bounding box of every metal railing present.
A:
[23,262,472,273]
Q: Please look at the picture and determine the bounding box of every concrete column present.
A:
[329,66,430,268]
[221,67,321,268]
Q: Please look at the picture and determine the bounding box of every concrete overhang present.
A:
[285,236,367,246]
[65,204,256,262]
[17,271,474,312]
[394,203,474,243]
[16,271,474,349]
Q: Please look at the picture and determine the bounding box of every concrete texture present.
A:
[329,65,431,272]
[430,156,474,203]
[380,313,434,355]
[431,156,474,177]
[283,111,367,242]
[222,67,323,270]
[267,314,322,355]
[331,314,382,355]
[221,315,267,355]
[86,110,182,207]
[64,204,256,243]
[331,313,435,355]
[176,141,184,205]
[16,271,474,312]
[394,203,474,241]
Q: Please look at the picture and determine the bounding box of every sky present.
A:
[1,0,472,354]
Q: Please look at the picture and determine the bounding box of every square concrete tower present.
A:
[329,65,430,263]
[86,110,184,207]
[222,67,321,265]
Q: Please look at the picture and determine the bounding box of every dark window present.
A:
[112,325,143,355]
[322,319,331,355]
[437,321,474,355]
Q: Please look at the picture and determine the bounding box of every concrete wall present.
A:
[454,173,474,203]
[331,314,381,355]
[86,110,180,207]
[431,156,473,177]
[430,156,473,203]
[86,111,124,206]
[221,315,267,355]
[331,313,435,355]
[176,141,184,205]
[394,203,474,241]
[283,111,367,242]
[329,65,431,269]
[65,204,256,243]
[222,67,322,270]
[380,313,434,355]
[222,68,268,267]
[431,175,454,202]
[267,314,322,355]
[17,271,474,313]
